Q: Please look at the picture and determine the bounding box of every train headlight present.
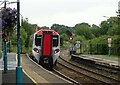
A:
[54,49,59,54]
[33,48,39,53]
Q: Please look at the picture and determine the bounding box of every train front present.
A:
[32,30,60,70]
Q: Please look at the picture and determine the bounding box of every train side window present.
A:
[35,35,42,46]
[53,35,59,47]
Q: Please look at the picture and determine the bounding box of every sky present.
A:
[1,0,120,27]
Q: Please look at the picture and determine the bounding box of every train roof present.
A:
[35,29,59,35]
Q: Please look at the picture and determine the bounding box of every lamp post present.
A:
[16,0,22,84]
[3,0,8,73]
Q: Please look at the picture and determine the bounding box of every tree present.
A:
[22,18,34,48]
[20,27,27,53]
[75,23,95,39]
[51,24,74,36]
[107,17,120,35]
[61,33,68,41]
[1,7,17,33]
[99,21,109,35]
[99,17,119,36]
[72,35,86,44]
[90,24,101,37]
[39,26,49,30]
[1,7,17,53]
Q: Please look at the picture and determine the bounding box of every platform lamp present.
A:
[16,0,23,84]
[3,0,8,74]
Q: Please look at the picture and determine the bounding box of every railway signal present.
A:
[69,36,73,41]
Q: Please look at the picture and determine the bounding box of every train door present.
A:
[40,31,53,70]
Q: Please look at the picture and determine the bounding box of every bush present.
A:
[88,35,120,56]
[1,7,17,32]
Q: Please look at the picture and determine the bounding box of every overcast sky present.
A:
[2,0,120,27]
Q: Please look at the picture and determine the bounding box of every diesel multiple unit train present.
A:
[32,29,60,70]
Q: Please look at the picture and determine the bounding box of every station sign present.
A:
[108,38,112,47]
[75,41,81,48]
[76,41,80,44]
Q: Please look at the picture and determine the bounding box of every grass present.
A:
[97,55,119,59]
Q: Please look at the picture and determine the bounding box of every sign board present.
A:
[108,38,112,47]
[76,41,80,44]
[75,41,81,48]
[75,44,80,48]
[69,46,76,51]
[108,38,112,44]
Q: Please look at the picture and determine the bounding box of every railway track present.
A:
[29,55,79,85]
[53,69,80,85]
[57,56,120,85]
[70,55,120,81]
[73,55,120,75]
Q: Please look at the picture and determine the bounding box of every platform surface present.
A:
[0,53,35,84]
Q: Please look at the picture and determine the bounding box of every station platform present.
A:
[0,53,72,85]
[21,54,72,84]
[81,55,119,66]
[60,49,120,69]
[1,70,35,84]
[0,53,35,84]
[71,54,120,69]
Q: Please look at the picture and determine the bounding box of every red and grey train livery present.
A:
[32,29,60,70]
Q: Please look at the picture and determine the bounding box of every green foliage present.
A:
[90,24,101,37]
[51,24,74,36]
[75,23,95,39]
[99,17,119,36]
[7,14,119,56]
[1,7,17,32]
[22,18,34,47]
[39,26,49,30]
[72,35,86,44]
[22,18,34,36]
[107,17,120,35]
[11,33,17,45]
[62,41,71,49]
[99,21,109,35]
[89,35,120,55]
[20,27,27,53]
[61,33,68,41]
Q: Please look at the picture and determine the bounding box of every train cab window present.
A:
[35,35,42,46]
[53,35,59,47]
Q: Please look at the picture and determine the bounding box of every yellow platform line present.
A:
[22,69,37,84]
[16,54,37,84]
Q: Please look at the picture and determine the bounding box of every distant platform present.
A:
[72,54,120,68]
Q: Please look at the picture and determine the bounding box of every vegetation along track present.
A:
[55,56,120,85]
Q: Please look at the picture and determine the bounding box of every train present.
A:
[32,29,60,70]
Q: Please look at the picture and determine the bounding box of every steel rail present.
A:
[58,56,119,84]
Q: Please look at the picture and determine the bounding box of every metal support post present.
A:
[108,47,111,56]
[3,0,7,74]
[16,0,22,84]
[3,39,7,73]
